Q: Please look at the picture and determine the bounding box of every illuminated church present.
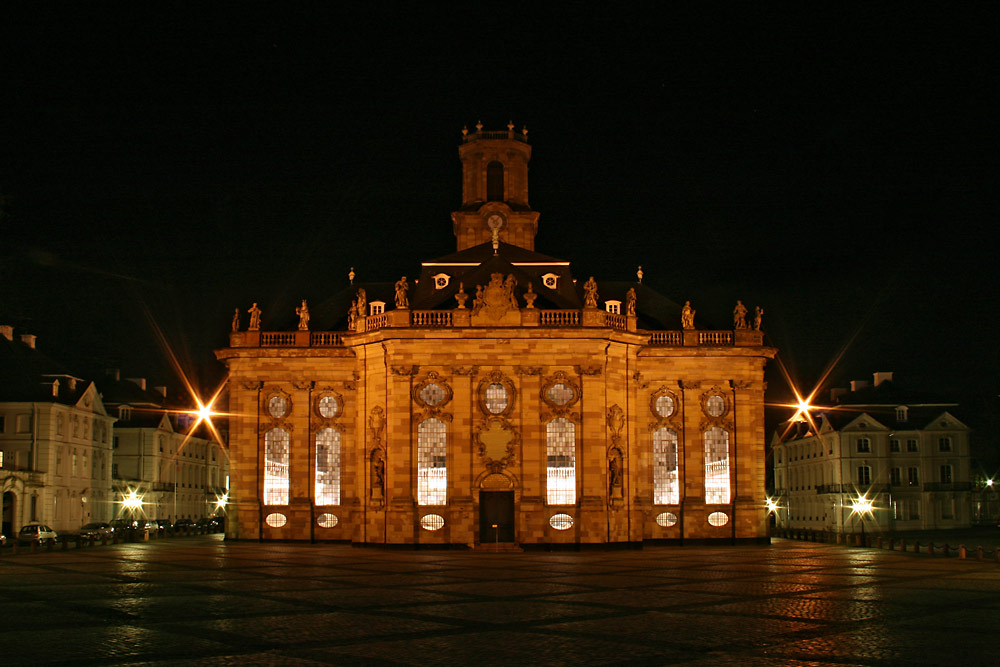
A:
[217,124,775,547]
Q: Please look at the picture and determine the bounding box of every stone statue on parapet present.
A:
[754,306,764,331]
[625,288,636,316]
[583,276,599,309]
[231,308,240,332]
[248,303,262,331]
[394,276,409,309]
[681,301,695,329]
[296,300,310,330]
[347,300,358,330]
[733,300,748,329]
[356,289,367,318]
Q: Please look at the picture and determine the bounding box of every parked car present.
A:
[173,518,197,531]
[196,517,224,532]
[1,533,6,547]
[154,519,172,534]
[18,524,58,545]
[78,522,114,540]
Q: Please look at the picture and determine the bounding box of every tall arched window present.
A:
[546,417,576,505]
[315,427,341,505]
[704,426,730,504]
[264,427,290,505]
[486,161,504,201]
[653,427,679,505]
[418,418,447,505]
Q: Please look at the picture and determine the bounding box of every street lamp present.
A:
[850,495,873,543]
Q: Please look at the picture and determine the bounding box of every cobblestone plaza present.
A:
[1,536,997,665]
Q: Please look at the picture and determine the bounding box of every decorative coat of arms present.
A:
[472,273,519,321]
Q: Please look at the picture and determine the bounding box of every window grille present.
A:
[418,419,447,505]
[546,418,576,504]
[704,427,730,504]
[315,428,341,505]
[653,427,679,504]
[264,428,290,505]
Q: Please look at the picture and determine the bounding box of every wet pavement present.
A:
[1,536,997,666]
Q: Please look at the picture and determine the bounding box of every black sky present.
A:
[1,5,997,406]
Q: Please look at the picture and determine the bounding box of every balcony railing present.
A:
[540,310,580,326]
[261,332,296,346]
[648,331,682,346]
[605,313,627,331]
[411,310,453,327]
[311,332,343,346]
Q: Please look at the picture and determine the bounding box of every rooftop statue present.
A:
[394,276,409,309]
[296,300,310,330]
[681,301,696,330]
[734,300,748,329]
[248,303,262,331]
[625,288,636,316]
[583,276,599,309]
[231,307,240,332]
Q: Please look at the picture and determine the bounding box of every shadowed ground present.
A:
[1,536,997,666]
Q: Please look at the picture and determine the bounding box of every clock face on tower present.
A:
[487,214,504,232]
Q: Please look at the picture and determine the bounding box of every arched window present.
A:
[486,161,504,201]
[546,417,576,505]
[418,418,447,505]
[315,427,341,505]
[704,427,730,504]
[264,427,290,505]
[653,427,679,505]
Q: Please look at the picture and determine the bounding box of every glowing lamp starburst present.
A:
[121,489,144,511]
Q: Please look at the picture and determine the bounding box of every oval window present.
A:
[707,511,729,527]
[655,395,675,418]
[547,383,575,406]
[267,395,289,418]
[419,383,446,407]
[549,513,574,530]
[317,513,338,528]
[655,512,678,527]
[420,514,445,531]
[264,513,287,528]
[318,395,340,418]
[484,383,509,414]
[706,395,725,417]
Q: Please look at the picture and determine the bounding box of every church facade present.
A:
[217,125,775,547]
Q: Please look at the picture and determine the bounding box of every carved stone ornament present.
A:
[540,371,581,416]
[607,404,625,445]
[477,371,516,418]
[472,272,519,320]
[368,406,385,444]
[680,380,702,390]
[475,417,520,472]
[515,366,543,376]
[450,365,480,376]
[731,379,753,390]
[292,380,314,391]
[649,386,683,433]
[412,371,453,410]
[370,446,386,503]
[313,387,344,420]
[262,387,292,423]
[632,371,649,389]
[608,447,624,501]
[240,381,263,391]
[391,365,419,377]
[574,364,602,376]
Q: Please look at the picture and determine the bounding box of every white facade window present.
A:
[857,465,872,485]
[896,406,908,422]
[856,438,871,453]
[890,439,900,452]
[940,465,952,484]
[704,427,730,504]
[938,437,952,452]
[417,418,447,505]
[432,273,451,289]
[908,466,919,485]
[546,418,576,505]
[264,427,290,505]
[605,300,621,315]
[369,301,385,315]
[484,383,509,414]
[906,439,918,452]
[315,428,341,505]
[653,427,679,505]
[541,272,559,289]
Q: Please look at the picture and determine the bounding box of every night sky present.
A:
[2,6,996,413]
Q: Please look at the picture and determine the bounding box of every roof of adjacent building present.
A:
[0,331,88,404]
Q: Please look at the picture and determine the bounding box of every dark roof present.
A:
[97,377,169,408]
[0,333,88,404]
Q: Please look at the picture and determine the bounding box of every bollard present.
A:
[143,528,149,542]
[959,545,966,559]
[976,545,983,561]
[877,537,883,549]
[927,542,934,555]
[12,542,18,555]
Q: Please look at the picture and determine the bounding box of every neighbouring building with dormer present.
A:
[771,372,973,533]
[216,124,776,548]
[0,325,116,536]
[99,372,229,524]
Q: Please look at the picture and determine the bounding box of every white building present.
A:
[0,325,116,535]
[99,373,228,523]
[771,372,972,534]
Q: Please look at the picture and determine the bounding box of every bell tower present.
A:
[451,121,541,251]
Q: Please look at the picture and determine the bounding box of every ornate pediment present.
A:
[471,273,520,322]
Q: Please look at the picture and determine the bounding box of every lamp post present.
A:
[851,495,873,545]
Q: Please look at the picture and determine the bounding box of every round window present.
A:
[267,395,289,418]
[317,513,338,528]
[318,395,340,418]
[419,383,446,407]
[549,513,574,530]
[706,395,725,417]
[420,514,445,531]
[655,395,675,418]
[264,513,287,528]
[655,512,678,527]
[484,383,509,414]
[707,511,729,527]
[547,383,575,406]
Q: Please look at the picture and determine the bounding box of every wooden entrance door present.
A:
[479,491,515,543]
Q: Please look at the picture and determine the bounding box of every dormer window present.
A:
[605,300,621,315]
[896,406,908,422]
[541,273,560,289]
[118,406,132,421]
[369,301,385,315]
[432,273,451,290]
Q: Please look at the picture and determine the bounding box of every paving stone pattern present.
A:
[1,536,997,666]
